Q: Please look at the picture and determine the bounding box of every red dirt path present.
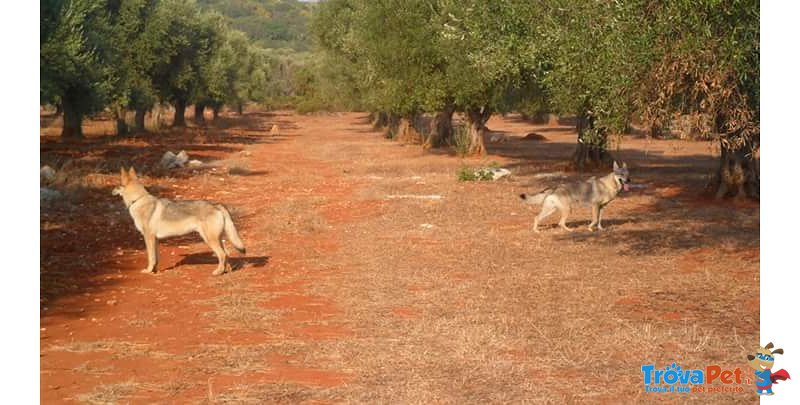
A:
[41,110,759,403]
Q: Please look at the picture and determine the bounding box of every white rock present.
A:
[160,150,190,169]
[474,167,511,180]
[40,165,56,184]
[40,187,63,202]
[160,151,177,168]
[489,133,508,143]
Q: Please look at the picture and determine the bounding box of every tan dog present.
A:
[112,167,246,275]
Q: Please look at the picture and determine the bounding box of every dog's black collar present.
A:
[126,195,145,209]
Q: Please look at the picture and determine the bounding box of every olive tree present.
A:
[640,0,759,198]
[536,0,654,169]
[145,0,221,127]
[41,0,113,138]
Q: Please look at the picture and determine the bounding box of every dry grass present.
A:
[188,344,273,374]
[72,362,114,376]
[214,383,322,404]
[200,291,282,331]
[273,112,759,403]
[47,340,171,359]
[41,111,758,403]
[159,380,198,397]
[196,276,283,332]
[76,380,142,404]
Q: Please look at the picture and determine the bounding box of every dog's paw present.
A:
[212,268,227,276]
[140,268,155,274]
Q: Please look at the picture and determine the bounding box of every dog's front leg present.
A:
[588,205,599,231]
[597,207,604,230]
[141,232,159,274]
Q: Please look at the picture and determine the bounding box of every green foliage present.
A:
[309,0,758,156]
[39,0,760,156]
[40,0,280,135]
[40,0,114,115]
[538,0,652,138]
[451,125,472,157]
[143,1,225,106]
[309,0,547,124]
[106,0,161,114]
[197,0,313,51]
[457,166,494,182]
[639,0,759,150]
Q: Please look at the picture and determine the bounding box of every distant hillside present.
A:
[198,0,314,51]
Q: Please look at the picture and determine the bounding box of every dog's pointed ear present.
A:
[128,167,138,181]
[772,348,784,355]
[120,167,129,184]
[766,342,774,350]
[613,161,619,170]
[747,354,755,361]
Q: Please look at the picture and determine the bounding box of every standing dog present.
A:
[520,161,630,232]
[112,167,246,275]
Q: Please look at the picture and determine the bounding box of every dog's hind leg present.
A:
[557,202,573,232]
[199,223,228,276]
[533,198,557,233]
[208,236,228,276]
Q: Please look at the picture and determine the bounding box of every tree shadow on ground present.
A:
[477,117,756,260]
[40,110,294,178]
[40,110,280,309]
[552,202,758,257]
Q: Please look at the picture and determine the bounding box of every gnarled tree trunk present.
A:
[212,105,220,121]
[133,107,147,133]
[236,103,243,115]
[172,98,187,127]
[372,111,389,129]
[382,113,401,139]
[194,103,206,125]
[425,103,455,149]
[465,107,491,155]
[396,114,424,144]
[60,91,83,139]
[531,111,549,125]
[114,107,129,137]
[712,111,759,199]
[714,141,759,199]
[650,121,665,138]
[115,117,129,136]
[571,110,613,170]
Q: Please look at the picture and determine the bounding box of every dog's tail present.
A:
[519,190,549,205]
[218,205,246,254]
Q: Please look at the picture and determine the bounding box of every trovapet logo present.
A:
[641,363,747,393]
